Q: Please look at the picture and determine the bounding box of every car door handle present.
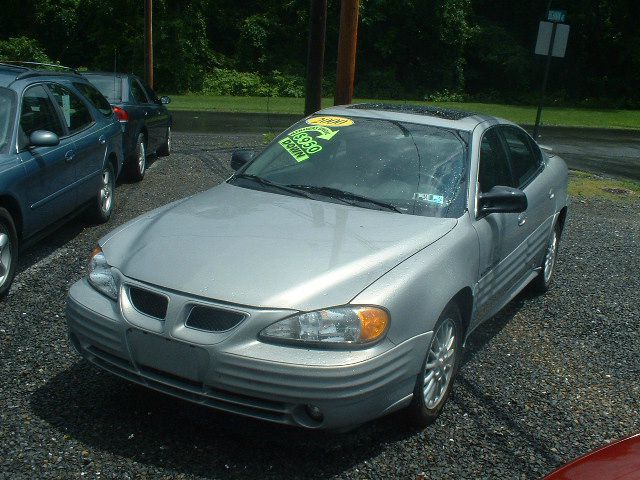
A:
[98,135,106,145]
[64,150,75,163]
[549,189,555,199]
[518,214,527,226]
[144,110,149,116]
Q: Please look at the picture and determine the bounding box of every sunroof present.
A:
[348,103,474,120]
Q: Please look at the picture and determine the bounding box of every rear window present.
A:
[84,75,122,103]
[73,82,113,117]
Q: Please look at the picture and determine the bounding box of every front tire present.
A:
[157,126,171,157]
[531,222,561,293]
[406,302,463,428]
[0,208,18,300]
[86,163,115,224]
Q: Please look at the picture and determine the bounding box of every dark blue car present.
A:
[0,63,123,299]
[83,72,171,181]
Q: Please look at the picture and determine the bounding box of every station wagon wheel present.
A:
[406,302,463,427]
[0,208,18,299]
[86,163,115,224]
[128,133,146,181]
[531,222,561,293]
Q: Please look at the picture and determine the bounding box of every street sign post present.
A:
[533,16,570,138]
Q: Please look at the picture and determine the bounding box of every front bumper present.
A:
[66,278,431,429]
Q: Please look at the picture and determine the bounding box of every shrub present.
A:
[202,69,305,97]
[0,36,50,63]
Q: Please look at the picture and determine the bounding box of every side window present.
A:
[48,83,93,134]
[142,83,158,103]
[130,79,149,103]
[19,85,65,149]
[501,127,541,187]
[478,128,513,193]
[73,82,113,117]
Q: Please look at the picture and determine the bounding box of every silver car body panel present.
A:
[67,106,569,429]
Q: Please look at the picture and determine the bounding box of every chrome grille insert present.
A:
[128,286,168,320]
[185,306,245,332]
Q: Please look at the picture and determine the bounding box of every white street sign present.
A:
[535,21,570,58]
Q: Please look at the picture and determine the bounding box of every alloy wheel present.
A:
[0,232,12,286]
[423,318,457,409]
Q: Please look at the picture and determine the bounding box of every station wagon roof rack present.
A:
[0,61,81,81]
[348,103,475,121]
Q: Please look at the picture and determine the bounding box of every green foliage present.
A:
[0,36,50,63]
[202,68,304,97]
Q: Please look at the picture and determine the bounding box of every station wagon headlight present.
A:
[88,246,119,300]
[260,306,389,346]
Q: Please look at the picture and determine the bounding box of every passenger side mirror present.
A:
[231,149,256,171]
[159,96,171,105]
[29,130,60,148]
[479,186,527,215]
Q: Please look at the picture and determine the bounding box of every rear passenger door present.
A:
[48,82,105,204]
[499,126,555,271]
[142,81,170,152]
[18,84,76,233]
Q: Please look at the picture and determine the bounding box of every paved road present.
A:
[172,112,640,180]
[1,132,638,479]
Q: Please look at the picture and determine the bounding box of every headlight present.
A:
[260,306,389,347]
[87,246,119,300]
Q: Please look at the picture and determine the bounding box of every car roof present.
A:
[318,103,510,132]
[0,63,84,88]
[83,71,133,79]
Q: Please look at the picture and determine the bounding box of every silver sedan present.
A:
[66,104,568,429]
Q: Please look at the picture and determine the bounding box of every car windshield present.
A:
[84,75,122,103]
[229,115,469,218]
[0,87,16,154]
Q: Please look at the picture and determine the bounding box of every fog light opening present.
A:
[305,404,324,422]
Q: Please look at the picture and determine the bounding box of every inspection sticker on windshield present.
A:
[306,116,354,127]
[414,193,444,205]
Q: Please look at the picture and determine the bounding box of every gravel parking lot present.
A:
[1,132,639,480]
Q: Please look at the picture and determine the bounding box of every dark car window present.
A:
[0,87,16,154]
[19,85,65,149]
[478,128,514,193]
[130,79,149,103]
[73,82,113,117]
[501,126,541,187]
[84,75,122,103]
[48,83,93,134]
[142,83,159,103]
[232,116,468,218]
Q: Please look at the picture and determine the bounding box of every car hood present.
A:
[101,183,457,311]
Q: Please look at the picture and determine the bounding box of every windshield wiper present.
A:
[231,174,313,199]
[285,184,403,213]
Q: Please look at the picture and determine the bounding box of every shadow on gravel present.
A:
[30,361,417,479]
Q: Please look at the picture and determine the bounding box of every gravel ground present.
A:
[1,132,638,480]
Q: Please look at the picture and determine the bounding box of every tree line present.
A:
[1,0,638,107]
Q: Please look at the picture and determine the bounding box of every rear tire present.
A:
[405,302,463,428]
[85,163,115,224]
[127,133,146,181]
[0,208,18,300]
[157,126,171,157]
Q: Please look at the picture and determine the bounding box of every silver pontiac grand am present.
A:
[66,104,568,429]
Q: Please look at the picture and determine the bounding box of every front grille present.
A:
[128,286,168,319]
[185,305,245,332]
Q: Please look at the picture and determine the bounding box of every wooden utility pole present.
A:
[144,0,154,88]
[304,0,328,115]
[334,0,360,105]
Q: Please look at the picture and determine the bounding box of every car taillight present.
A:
[112,106,129,122]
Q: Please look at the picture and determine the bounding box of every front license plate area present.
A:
[127,329,210,383]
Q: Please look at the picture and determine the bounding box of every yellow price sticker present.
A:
[306,116,354,127]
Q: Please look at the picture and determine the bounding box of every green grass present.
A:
[165,95,640,130]
[569,170,640,201]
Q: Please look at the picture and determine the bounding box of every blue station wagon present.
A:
[0,63,123,299]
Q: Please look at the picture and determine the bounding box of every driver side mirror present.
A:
[159,96,171,105]
[231,149,256,171]
[29,130,60,148]
[479,186,527,215]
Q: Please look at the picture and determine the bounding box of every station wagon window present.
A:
[48,83,93,134]
[501,126,541,187]
[0,88,16,154]
[478,128,513,193]
[130,79,149,103]
[73,82,113,117]
[19,85,64,149]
